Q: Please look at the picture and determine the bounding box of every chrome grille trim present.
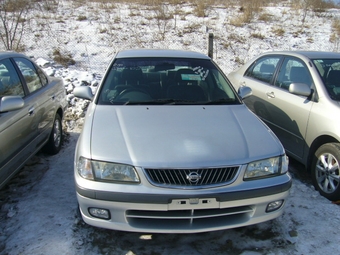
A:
[144,166,240,188]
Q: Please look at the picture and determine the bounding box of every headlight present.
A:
[244,155,288,180]
[77,157,94,180]
[76,157,140,183]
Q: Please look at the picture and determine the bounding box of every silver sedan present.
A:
[74,49,291,233]
[228,51,340,201]
[0,52,67,189]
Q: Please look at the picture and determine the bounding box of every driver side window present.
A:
[275,57,312,90]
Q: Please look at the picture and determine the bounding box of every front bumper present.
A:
[76,175,292,233]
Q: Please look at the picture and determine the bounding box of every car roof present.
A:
[261,51,340,59]
[0,51,28,60]
[115,49,211,60]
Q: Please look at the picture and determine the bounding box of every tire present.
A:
[311,143,340,201]
[43,114,63,155]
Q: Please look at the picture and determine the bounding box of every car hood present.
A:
[89,105,283,168]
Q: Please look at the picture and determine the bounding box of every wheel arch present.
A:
[307,135,339,171]
[56,106,64,120]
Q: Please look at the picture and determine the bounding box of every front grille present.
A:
[126,206,253,231]
[144,166,239,187]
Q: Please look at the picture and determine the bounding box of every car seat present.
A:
[289,66,311,86]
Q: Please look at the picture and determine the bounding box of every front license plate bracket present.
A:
[168,198,219,210]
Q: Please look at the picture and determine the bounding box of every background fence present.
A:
[1,0,339,77]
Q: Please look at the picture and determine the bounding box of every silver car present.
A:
[0,52,67,189]
[228,51,340,201]
[74,49,291,233]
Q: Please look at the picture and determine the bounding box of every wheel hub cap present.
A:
[316,153,339,194]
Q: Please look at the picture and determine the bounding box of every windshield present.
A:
[97,57,239,105]
[313,58,340,101]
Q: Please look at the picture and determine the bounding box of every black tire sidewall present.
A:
[43,114,62,155]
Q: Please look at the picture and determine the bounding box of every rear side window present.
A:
[313,58,340,101]
[37,67,48,86]
[245,56,281,84]
[14,58,44,94]
[0,59,24,98]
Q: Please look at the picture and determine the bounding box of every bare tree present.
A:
[0,0,33,51]
[330,18,340,51]
[298,0,333,23]
[153,4,173,41]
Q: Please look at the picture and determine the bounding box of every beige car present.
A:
[228,51,340,201]
[0,52,67,189]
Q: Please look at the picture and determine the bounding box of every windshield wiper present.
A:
[123,99,202,105]
[121,98,239,105]
[204,98,238,105]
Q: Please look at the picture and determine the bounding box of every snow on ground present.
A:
[1,132,339,254]
[23,1,340,124]
[22,1,340,77]
[1,1,340,254]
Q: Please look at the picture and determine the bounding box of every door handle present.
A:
[266,92,275,98]
[28,107,35,116]
[51,94,56,100]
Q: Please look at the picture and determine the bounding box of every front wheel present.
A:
[43,114,63,155]
[311,143,340,201]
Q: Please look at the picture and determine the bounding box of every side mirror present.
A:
[0,96,24,113]
[238,86,252,99]
[73,86,94,100]
[289,83,311,97]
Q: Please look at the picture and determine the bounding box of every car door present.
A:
[270,57,314,159]
[13,57,56,148]
[242,55,314,160]
[0,58,35,186]
[239,55,282,124]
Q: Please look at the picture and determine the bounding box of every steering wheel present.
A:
[116,87,150,100]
